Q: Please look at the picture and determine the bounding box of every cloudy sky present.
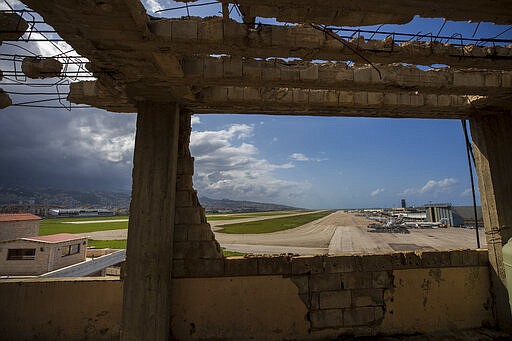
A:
[1,1,510,208]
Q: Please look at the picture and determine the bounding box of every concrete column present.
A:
[121,102,180,341]
[470,112,512,330]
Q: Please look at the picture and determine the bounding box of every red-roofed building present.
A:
[0,213,42,242]
[0,233,87,276]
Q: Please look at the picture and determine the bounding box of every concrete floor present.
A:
[81,211,487,255]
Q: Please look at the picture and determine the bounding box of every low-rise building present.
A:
[0,233,88,276]
[0,213,41,242]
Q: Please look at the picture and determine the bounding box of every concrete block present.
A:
[175,207,202,225]
[176,190,198,207]
[484,72,500,87]
[325,256,358,273]
[242,59,262,80]
[425,94,438,106]
[310,309,343,329]
[419,251,451,267]
[319,290,351,309]
[150,20,171,37]
[462,249,479,266]
[502,73,511,87]
[291,256,324,275]
[184,259,224,277]
[198,18,223,42]
[367,92,384,105]
[374,306,385,321]
[453,71,484,87]
[311,293,320,309]
[398,93,411,105]
[342,272,372,289]
[171,20,197,41]
[372,271,393,289]
[187,224,213,241]
[209,86,229,101]
[310,273,342,292]
[354,92,368,105]
[243,87,261,101]
[223,57,242,78]
[299,64,318,80]
[224,257,258,276]
[437,95,452,106]
[182,56,203,77]
[204,58,223,79]
[352,289,384,307]
[293,89,308,103]
[280,66,299,81]
[309,90,325,104]
[334,68,353,81]
[257,256,292,275]
[227,86,244,101]
[343,307,375,326]
[410,94,424,106]
[173,225,188,242]
[325,90,339,105]
[449,249,465,267]
[261,62,281,81]
[338,91,354,104]
[391,251,421,268]
[290,275,309,294]
[361,254,393,271]
[223,21,247,44]
[353,67,373,82]
[383,93,398,105]
[177,157,194,175]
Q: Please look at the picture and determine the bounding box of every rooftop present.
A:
[21,233,86,244]
[0,213,42,223]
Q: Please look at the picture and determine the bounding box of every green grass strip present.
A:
[206,210,307,221]
[88,239,127,249]
[39,216,129,235]
[218,210,334,234]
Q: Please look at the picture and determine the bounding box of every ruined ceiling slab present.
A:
[150,18,512,71]
[180,0,512,26]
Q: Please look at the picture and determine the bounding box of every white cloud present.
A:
[191,124,310,202]
[399,178,458,196]
[191,116,200,125]
[290,153,309,161]
[371,188,384,197]
[142,0,164,12]
[289,152,327,162]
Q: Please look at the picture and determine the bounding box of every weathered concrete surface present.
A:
[0,251,495,340]
[471,113,512,330]
[205,0,512,26]
[0,278,122,341]
[121,102,180,341]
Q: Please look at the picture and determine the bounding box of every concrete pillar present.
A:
[470,112,512,330]
[121,102,180,341]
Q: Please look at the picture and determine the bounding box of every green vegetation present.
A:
[206,210,310,221]
[88,239,127,249]
[218,211,334,234]
[222,249,245,257]
[39,216,129,235]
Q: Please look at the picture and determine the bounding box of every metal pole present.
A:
[461,119,481,248]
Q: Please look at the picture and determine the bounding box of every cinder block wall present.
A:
[0,250,493,340]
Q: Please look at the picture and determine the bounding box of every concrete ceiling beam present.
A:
[185,0,512,26]
[150,18,512,71]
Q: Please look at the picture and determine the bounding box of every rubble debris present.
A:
[22,57,63,79]
[0,89,12,109]
[0,12,28,42]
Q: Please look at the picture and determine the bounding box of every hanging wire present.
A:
[461,119,481,248]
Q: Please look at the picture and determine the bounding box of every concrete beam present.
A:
[187,86,481,119]
[150,18,512,70]
[176,56,512,96]
[470,113,512,331]
[210,0,512,26]
[121,102,180,341]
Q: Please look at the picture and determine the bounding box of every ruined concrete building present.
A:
[0,0,511,339]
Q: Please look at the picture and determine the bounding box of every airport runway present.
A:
[80,211,487,255]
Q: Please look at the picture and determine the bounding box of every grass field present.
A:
[218,210,334,234]
[39,216,129,235]
[205,210,309,221]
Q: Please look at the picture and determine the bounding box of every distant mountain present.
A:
[0,186,131,208]
[199,196,301,213]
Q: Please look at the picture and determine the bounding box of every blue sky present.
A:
[1,0,511,209]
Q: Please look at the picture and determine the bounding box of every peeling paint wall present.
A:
[0,250,493,340]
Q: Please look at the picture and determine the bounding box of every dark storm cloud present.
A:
[0,106,136,191]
